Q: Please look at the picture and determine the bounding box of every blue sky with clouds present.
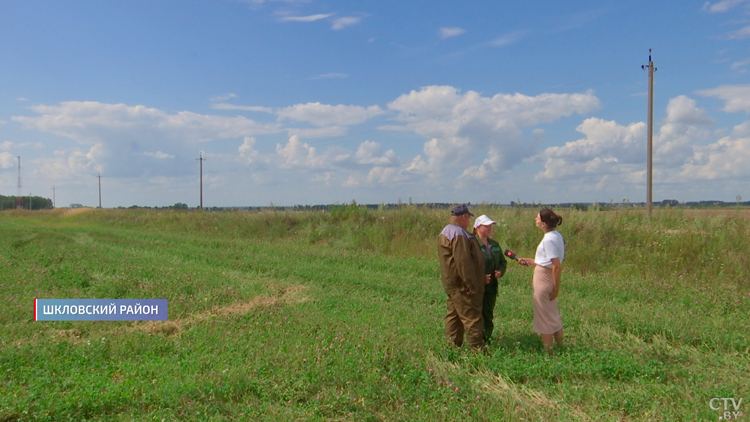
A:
[2,0,750,207]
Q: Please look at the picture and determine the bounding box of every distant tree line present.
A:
[0,194,53,210]
[5,196,746,212]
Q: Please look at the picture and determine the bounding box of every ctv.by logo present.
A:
[710,397,744,421]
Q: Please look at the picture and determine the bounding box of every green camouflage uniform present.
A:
[476,237,507,344]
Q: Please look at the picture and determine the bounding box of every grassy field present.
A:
[0,206,748,421]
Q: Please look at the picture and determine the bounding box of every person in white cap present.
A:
[472,214,508,345]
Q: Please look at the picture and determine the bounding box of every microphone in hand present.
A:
[506,249,529,266]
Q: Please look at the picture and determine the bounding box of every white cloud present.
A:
[534,118,645,180]
[385,85,601,180]
[238,136,264,165]
[273,136,352,171]
[279,13,333,23]
[702,0,750,12]
[663,95,714,125]
[388,86,599,129]
[439,27,466,39]
[679,135,750,180]
[697,84,750,113]
[143,151,174,159]
[212,101,382,127]
[211,103,275,113]
[727,25,750,39]
[490,31,525,47]
[533,95,716,186]
[678,119,750,181]
[344,166,402,187]
[33,144,105,182]
[331,17,361,30]
[210,93,237,102]
[276,135,325,169]
[1,141,45,150]
[0,152,15,169]
[730,59,750,71]
[459,153,499,182]
[277,102,384,126]
[11,101,281,179]
[20,87,749,206]
[656,96,714,167]
[237,134,407,186]
[342,154,429,187]
[353,141,399,166]
[286,126,349,138]
[731,120,750,137]
[13,102,280,145]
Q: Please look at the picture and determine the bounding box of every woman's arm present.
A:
[517,258,536,267]
[549,257,562,300]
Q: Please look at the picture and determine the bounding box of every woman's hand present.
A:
[494,270,502,279]
[550,257,562,300]
[549,287,559,300]
[485,274,491,284]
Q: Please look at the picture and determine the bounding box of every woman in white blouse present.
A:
[518,208,565,354]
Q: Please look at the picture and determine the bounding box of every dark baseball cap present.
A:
[451,204,474,216]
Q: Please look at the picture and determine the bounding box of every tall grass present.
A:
[16,205,749,288]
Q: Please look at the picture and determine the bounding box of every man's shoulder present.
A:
[440,224,471,241]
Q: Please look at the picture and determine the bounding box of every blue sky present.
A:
[2,0,750,208]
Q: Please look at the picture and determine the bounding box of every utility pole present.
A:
[197,152,206,210]
[97,173,102,208]
[642,49,656,218]
[52,186,56,208]
[16,156,22,209]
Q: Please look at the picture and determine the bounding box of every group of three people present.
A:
[438,204,565,354]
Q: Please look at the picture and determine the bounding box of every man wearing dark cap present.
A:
[437,204,486,350]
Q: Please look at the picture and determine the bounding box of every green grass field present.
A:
[1,207,748,421]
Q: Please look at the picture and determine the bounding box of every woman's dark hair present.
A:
[539,208,563,229]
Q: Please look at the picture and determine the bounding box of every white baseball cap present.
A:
[473,214,496,229]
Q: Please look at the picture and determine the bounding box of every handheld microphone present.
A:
[504,249,519,261]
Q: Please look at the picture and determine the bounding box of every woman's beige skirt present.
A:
[532,265,563,334]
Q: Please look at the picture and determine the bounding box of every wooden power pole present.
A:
[98,173,102,208]
[197,152,206,210]
[642,49,656,218]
